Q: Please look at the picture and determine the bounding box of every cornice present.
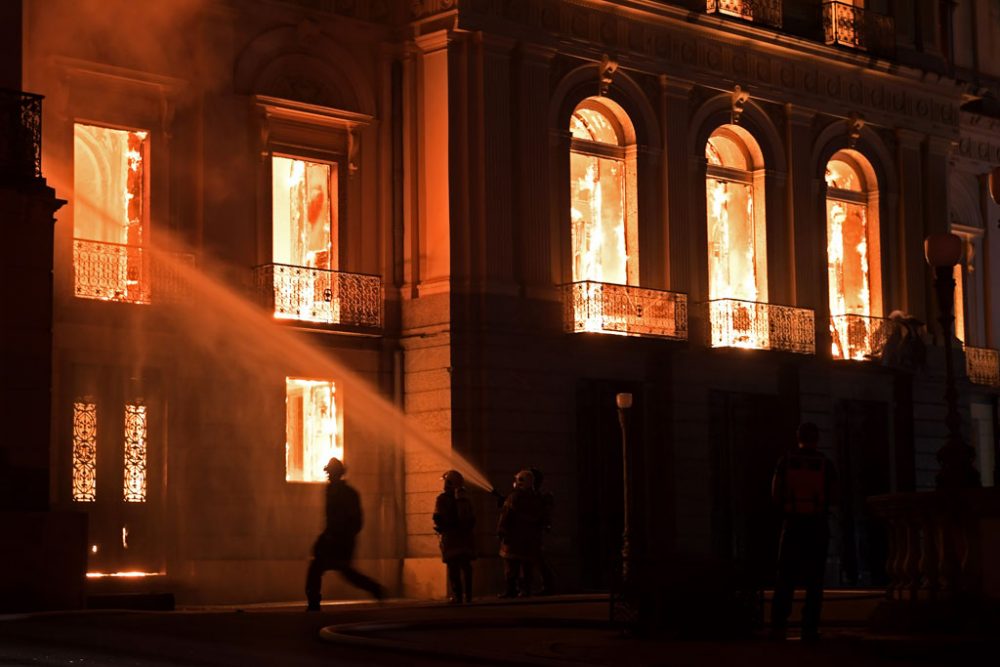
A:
[455,0,963,136]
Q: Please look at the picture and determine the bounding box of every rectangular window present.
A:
[285,378,342,483]
[72,401,98,502]
[123,403,148,502]
[570,152,627,286]
[707,178,758,303]
[73,124,149,303]
[270,157,340,323]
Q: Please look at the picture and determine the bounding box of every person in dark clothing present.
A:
[433,469,476,604]
[770,422,838,641]
[306,457,385,611]
[497,469,544,598]
[530,467,555,595]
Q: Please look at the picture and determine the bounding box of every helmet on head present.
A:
[442,470,464,490]
[324,457,346,478]
[514,469,534,491]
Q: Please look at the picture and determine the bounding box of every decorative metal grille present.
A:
[830,314,893,362]
[0,89,42,181]
[563,281,688,340]
[703,299,815,354]
[822,1,895,56]
[965,346,1000,387]
[72,401,97,502]
[706,0,782,28]
[123,403,147,503]
[73,239,194,304]
[254,263,383,330]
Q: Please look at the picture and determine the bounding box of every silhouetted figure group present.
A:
[495,468,554,598]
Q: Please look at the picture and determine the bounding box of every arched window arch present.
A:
[569,97,637,289]
[705,125,768,348]
[825,149,882,360]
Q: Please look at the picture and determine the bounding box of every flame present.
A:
[86,571,162,578]
[827,190,872,360]
[706,174,766,349]
[285,378,343,483]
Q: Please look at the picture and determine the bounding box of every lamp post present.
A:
[616,392,633,584]
[924,232,980,489]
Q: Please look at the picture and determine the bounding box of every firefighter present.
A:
[770,423,838,641]
[530,467,555,595]
[497,469,544,598]
[433,470,476,603]
[305,457,385,611]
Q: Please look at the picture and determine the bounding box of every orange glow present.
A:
[706,127,768,348]
[73,124,149,303]
[72,401,97,502]
[827,153,877,360]
[954,263,965,344]
[123,403,147,503]
[569,100,634,333]
[86,571,162,579]
[272,156,338,322]
[286,378,342,483]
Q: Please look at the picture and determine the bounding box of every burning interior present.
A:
[285,377,343,483]
[568,98,638,333]
[705,125,769,348]
[826,149,882,359]
[271,156,339,323]
[73,123,149,303]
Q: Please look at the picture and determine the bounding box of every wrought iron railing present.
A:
[563,281,688,340]
[964,346,1000,387]
[702,299,815,354]
[822,1,895,56]
[73,239,194,304]
[254,263,383,330]
[706,0,782,29]
[0,89,42,182]
[830,313,894,361]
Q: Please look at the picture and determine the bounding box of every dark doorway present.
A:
[576,380,641,591]
[709,391,790,588]
[834,399,891,587]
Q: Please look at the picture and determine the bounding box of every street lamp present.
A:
[924,232,980,489]
[616,392,633,584]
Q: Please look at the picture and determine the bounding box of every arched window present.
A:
[826,150,882,360]
[705,125,768,348]
[569,98,637,288]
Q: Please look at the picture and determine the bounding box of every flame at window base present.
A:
[706,299,815,355]
[86,571,163,578]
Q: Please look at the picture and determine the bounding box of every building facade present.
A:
[7,0,1000,604]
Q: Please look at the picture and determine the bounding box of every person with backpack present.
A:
[433,470,476,603]
[769,422,838,642]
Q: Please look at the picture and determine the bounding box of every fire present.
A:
[705,128,768,348]
[73,124,149,303]
[285,378,342,483]
[826,155,875,360]
[569,101,631,333]
[86,572,162,578]
[271,156,338,323]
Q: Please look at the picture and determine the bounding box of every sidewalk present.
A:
[0,592,994,666]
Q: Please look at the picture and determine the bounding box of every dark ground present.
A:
[0,593,994,666]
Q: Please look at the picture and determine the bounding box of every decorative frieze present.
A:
[458,0,961,132]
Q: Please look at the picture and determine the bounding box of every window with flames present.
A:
[826,150,882,360]
[705,125,769,349]
[285,378,343,483]
[271,156,339,323]
[71,400,148,503]
[568,97,638,333]
[73,124,149,303]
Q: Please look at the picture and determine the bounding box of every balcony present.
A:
[563,281,687,340]
[830,313,893,362]
[255,263,383,332]
[705,0,782,29]
[702,299,815,354]
[822,1,895,57]
[965,346,1000,388]
[0,89,42,182]
[73,239,194,305]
